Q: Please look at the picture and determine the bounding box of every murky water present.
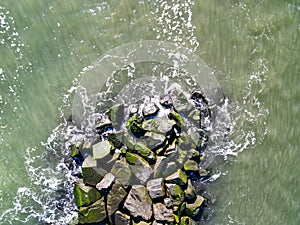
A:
[0,0,299,224]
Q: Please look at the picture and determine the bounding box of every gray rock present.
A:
[124,185,153,220]
[165,169,187,186]
[78,198,106,224]
[184,179,196,201]
[107,180,127,216]
[153,156,166,178]
[185,195,205,217]
[96,173,115,194]
[165,183,184,206]
[146,178,164,200]
[114,211,130,225]
[134,142,156,163]
[153,202,174,223]
[142,117,175,135]
[108,103,124,128]
[94,117,112,134]
[111,158,131,187]
[128,153,153,184]
[140,131,166,150]
[93,140,112,160]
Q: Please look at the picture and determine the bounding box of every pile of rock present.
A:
[69,89,212,225]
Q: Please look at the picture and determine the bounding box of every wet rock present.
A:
[124,185,153,220]
[185,195,205,217]
[93,140,112,160]
[146,178,164,200]
[180,216,198,225]
[74,179,101,207]
[108,103,124,128]
[142,102,159,117]
[134,142,156,163]
[165,183,184,205]
[122,133,136,151]
[111,158,131,187]
[187,109,201,125]
[184,179,196,201]
[169,88,194,113]
[127,153,153,184]
[128,104,139,116]
[153,203,174,223]
[77,198,106,224]
[114,211,130,225]
[142,117,175,135]
[107,180,127,216]
[189,131,202,149]
[96,173,115,195]
[166,169,187,186]
[82,156,106,186]
[140,132,166,150]
[81,139,94,157]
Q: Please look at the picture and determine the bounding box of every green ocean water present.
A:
[0,0,299,224]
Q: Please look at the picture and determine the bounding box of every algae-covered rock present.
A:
[124,185,153,220]
[74,179,101,207]
[126,114,145,137]
[106,180,127,216]
[111,158,131,187]
[169,110,186,130]
[82,156,106,186]
[146,178,164,200]
[107,131,124,149]
[108,103,124,128]
[187,109,201,124]
[165,169,187,186]
[122,133,136,151]
[185,195,205,217]
[178,132,195,150]
[153,202,174,223]
[134,142,156,163]
[183,160,199,172]
[114,211,130,225]
[165,183,184,205]
[77,198,106,224]
[93,140,112,160]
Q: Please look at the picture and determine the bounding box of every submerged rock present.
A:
[124,185,153,220]
[108,103,124,128]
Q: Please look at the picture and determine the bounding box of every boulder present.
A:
[160,94,173,108]
[106,180,127,216]
[74,179,101,207]
[165,183,184,205]
[77,198,106,224]
[165,169,187,186]
[107,131,124,149]
[82,156,106,186]
[124,185,152,220]
[96,173,115,195]
[153,156,166,178]
[153,203,174,223]
[94,117,112,134]
[93,140,112,160]
[142,117,175,135]
[146,178,164,200]
[127,153,153,184]
[185,195,205,217]
[142,102,159,117]
[114,211,130,225]
[140,132,166,150]
[169,88,194,113]
[122,133,136,151]
[187,109,201,124]
[111,158,131,187]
